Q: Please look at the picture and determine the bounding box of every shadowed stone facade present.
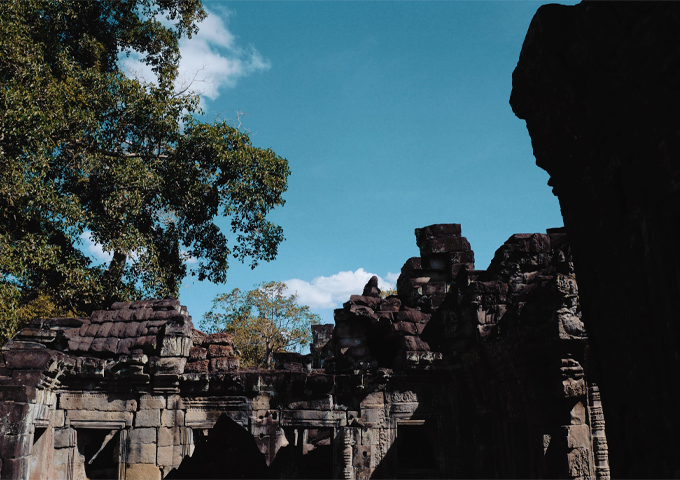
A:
[0,225,608,479]
[510,3,680,476]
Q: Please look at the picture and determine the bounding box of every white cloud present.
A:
[284,269,396,309]
[80,231,113,263]
[119,9,270,101]
[385,271,400,284]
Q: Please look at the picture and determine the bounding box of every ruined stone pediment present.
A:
[0,224,607,479]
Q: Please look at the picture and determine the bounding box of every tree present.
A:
[203,282,321,369]
[0,0,289,342]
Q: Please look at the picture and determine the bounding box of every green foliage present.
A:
[203,282,321,369]
[380,287,398,299]
[0,0,289,335]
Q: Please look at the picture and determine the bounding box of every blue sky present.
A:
[87,1,575,327]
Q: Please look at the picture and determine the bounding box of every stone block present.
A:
[570,402,586,425]
[151,357,186,373]
[0,385,37,403]
[393,310,429,324]
[157,427,180,447]
[418,237,471,256]
[116,337,135,355]
[108,322,128,337]
[209,356,239,372]
[565,424,590,449]
[126,443,157,464]
[567,447,590,478]
[129,427,157,445]
[402,336,430,351]
[204,332,234,346]
[0,434,30,458]
[0,403,30,435]
[132,308,152,321]
[166,395,183,410]
[391,322,418,335]
[65,410,133,427]
[59,393,137,412]
[160,336,192,357]
[53,428,76,448]
[562,378,586,398]
[140,395,166,410]
[156,445,181,466]
[207,344,233,358]
[10,369,43,385]
[360,391,385,408]
[252,395,270,411]
[110,301,132,310]
[415,224,462,241]
[50,409,65,428]
[379,297,401,312]
[189,347,207,361]
[3,349,53,370]
[123,322,141,338]
[184,360,208,373]
[132,335,158,355]
[53,447,71,466]
[347,295,382,310]
[161,409,184,427]
[2,456,29,479]
[90,310,117,324]
[95,322,113,337]
[135,409,161,427]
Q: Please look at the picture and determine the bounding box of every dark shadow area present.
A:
[167,414,268,479]
[268,428,333,479]
[395,423,439,478]
[77,429,120,480]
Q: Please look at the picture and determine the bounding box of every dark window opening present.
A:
[77,429,120,480]
[33,428,46,444]
[396,422,440,478]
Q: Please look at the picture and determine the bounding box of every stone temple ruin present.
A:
[0,223,609,479]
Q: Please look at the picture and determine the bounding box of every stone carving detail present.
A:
[588,384,610,480]
[386,391,417,403]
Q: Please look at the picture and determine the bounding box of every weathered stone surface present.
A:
[207,344,233,358]
[139,395,166,410]
[161,410,184,427]
[65,410,133,426]
[129,427,157,445]
[53,429,75,448]
[184,360,209,373]
[362,276,381,298]
[59,393,137,412]
[127,443,157,464]
[203,332,234,346]
[209,356,239,372]
[135,409,161,427]
[0,225,606,480]
[125,463,162,480]
[511,3,680,476]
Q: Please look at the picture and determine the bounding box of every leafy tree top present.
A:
[0,0,290,340]
[203,282,321,369]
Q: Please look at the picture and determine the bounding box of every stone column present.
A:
[340,427,355,480]
[588,384,610,480]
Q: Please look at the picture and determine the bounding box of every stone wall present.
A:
[510,3,680,477]
[0,224,608,479]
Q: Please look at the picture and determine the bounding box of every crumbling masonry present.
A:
[0,224,608,479]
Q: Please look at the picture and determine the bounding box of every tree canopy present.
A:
[203,282,321,369]
[0,0,289,342]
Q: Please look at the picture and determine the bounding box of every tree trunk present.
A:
[102,250,127,307]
